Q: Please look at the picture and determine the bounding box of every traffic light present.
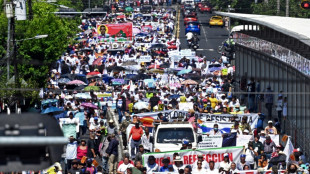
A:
[0,113,67,172]
[301,0,310,9]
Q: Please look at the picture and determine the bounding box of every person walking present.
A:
[119,113,131,150]
[106,134,119,174]
[128,122,143,160]
[264,85,274,120]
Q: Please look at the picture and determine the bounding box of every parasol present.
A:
[181,79,198,85]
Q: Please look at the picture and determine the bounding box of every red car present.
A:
[199,4,212,13]
[184,15,197,25]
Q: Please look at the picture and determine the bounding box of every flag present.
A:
[222,132,237,147]
[283,136,294,162]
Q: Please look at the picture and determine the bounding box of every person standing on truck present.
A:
[128,122,143,160]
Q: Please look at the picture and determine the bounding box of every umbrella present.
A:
[134,102,149,110]
[181,79,198,85]
[93,57,104,66]
[102,75,114,83]
[125,6,133,12]
[169,94,181,99]
[107,66,125,71]
[74,112,85,126]
[87,71,101,76]
[58,78,71,84]
[117,14,126,19]
[67,80,87,86]
[159,62,170,68]
[148,64,162,69]
[84,86,100,91]
[41,106,63,115]
[122,61,138,66]
[150,44,167,49]
[133,27,141,35]
[177,69,192,75]
[81,102,98,109]
[134,13,143,18]
[81,48,93,52]
[111,79,125,85]
[208,67,222,73]
[184,73,201,80]
[75,93,91,99]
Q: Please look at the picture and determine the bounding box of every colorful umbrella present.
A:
[125,6,133,12]
[117,15,126,19]
[41,107,63,115]
[148,64,162,69]
[181,79,198,85]
[111,79,125,85]
[93,57,104,66]
[87,71,101,76]
[58,78,71,84]
[84,86,100,91]
[67,80,87,86]
[81,102,98,109]
[177,69,192,75]
[133,27,141,35]
[134,102,149,110]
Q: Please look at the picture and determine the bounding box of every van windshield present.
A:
[156,128,195,143]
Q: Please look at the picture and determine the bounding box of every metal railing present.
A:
[233,33,310,76]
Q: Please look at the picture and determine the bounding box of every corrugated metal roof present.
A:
[214,12,310,46]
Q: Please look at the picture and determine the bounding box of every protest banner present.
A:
[96,23,133,40]
[198,135,223,148]
[178,102,194,111]
[259,134,280,145]
[236,135,253,146]
[62,123,76,138]
[142,146,243,168]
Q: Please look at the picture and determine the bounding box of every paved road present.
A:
[178,9,229,60]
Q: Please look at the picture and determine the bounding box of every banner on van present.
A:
[142,146,243,168]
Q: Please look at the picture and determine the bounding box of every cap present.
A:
[94,117,98,120]
[139,144,144,148]
[240,154,246,158]
[266,135,271,139]
[293,149,299,153]
[260,130,265,134]
[268,120,273,124]
[197,154,203,158]
[243,129,249,133]
[174,156,183,162]
[223,153,229,157]
[168,104,173,107]
[109,119,114,123]
[182,140,189,145]
[87,158,92,163]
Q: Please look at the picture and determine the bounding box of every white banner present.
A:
[178,102,194,111]
[237,135,253,146]
[142,146,243,168]
[198,135,223,148]
[259,134,280,146]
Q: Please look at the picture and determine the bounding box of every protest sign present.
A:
[97,23,133,39]
[178,102,194,111]
[62,123,76,138]
[150,170,285,174]
[259,134,280,145]
[142,146,243,168]
[198,135,223,148]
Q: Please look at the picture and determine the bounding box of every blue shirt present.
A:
[159,165,173,172]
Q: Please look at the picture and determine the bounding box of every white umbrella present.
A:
[134,102,149,110]
[75,93,91,99]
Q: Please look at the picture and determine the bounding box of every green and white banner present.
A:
[142,146,243,168]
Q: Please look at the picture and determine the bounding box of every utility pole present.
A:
[277,0,280,15]
[28,0,33,20]
[286,0,289,17]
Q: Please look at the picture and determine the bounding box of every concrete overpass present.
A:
[216,12,310,159]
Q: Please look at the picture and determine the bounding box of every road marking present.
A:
[176,7,180,39]
[198,16,208,46]
[196,48,215,51]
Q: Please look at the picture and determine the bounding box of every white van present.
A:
[154,122,197,152]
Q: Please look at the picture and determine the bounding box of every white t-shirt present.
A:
[206,168,219,174]
[245,148,255,164]
[146,163,159,173]
[117,163,134,174]
[66,141,77,159]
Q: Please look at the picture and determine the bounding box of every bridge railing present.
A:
[233,32,310,76]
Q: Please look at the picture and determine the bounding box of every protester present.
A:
[128,122,143,159]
